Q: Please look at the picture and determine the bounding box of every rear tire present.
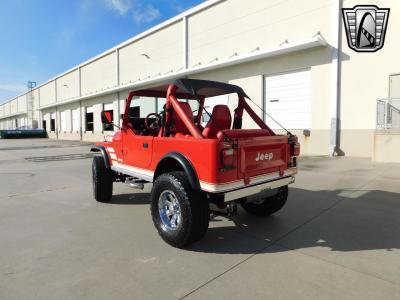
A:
[150,171,209,248]
[241,185,288,216]
[92,156,113,203]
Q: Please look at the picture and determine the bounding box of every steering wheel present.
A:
[145,113,161,131]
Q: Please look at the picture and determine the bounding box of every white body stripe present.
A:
[106,147,115,153]
[110,161,296,194]
[111,162,154,182]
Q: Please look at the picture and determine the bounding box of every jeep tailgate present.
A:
[237,135,289,178]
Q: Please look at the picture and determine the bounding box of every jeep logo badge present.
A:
[256,152,273,161]
[342,5,390,53]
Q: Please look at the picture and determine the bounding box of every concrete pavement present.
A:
[0,139,399,299]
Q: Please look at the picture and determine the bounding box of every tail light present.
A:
[221,148,235,169]
[289,135,300,157]
[288,135,300,168]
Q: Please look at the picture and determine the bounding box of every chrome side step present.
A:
[125,178,145,190]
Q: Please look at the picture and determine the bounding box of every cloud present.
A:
[103,0,161,23]
[0,84,27,94]
[105,0,132,15]
[132,4,161,24]
[168,0,186,13]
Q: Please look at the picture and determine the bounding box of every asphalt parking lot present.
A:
[0,139,400,300]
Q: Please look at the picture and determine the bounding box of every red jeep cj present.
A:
[91,79,300,247]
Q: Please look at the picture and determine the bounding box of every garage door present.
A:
[264,69,311,130]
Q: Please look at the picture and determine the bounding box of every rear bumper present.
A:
[224,175,295,202]
[199,168,297,193]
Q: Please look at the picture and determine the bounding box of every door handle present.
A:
[143,143,149,148]
[269,99,280,102]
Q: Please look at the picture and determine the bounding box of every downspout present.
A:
[78,67,83,141]
[55,106,59,140]
[330,0,344,156]
[79,100,83,141]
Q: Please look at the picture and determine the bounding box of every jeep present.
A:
[91,79,300,248]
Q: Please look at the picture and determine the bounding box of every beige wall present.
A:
[81,53,116,95]
[4,102,10,116]
[188,0,334,66]
[40,81,56,106]
[119,21,183,85]
[10,99,18,114]
[374,131,400,163]
[342,130,375,158]
[56,70,80,101]
[17,95,27,112]
[340,0,400,157]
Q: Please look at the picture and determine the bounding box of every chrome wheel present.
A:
[158,190,181,231]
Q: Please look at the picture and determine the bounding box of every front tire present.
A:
[241,185,288,216]
[150,171,209,248]
[92,156,113,203]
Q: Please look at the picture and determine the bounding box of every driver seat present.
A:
[202,105,232,138]
[172,102,194,136]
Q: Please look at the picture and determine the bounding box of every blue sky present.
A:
[0,0,204,103]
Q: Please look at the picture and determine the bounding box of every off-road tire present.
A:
[150,171,209,248]
[241,185,288,216]
[92,156,113,203]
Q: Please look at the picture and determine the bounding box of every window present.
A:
[60,111,66,132]
[103,103,114,131]
[72,108,79,132]
[156,98,166,114]
[130,97,156,117]
[42,120,47,131]
[85,107,94,132]
[50,113,56,132]
[187,99,199,112]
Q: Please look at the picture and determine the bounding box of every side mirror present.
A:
[101,111,113,125]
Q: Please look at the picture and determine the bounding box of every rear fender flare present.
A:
[90,146,111,169]
[154,152,200,190]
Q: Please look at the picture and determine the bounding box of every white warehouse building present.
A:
[0,0,399,162]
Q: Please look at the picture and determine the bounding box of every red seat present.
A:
[202,105,231,139]
[172,102,194,136]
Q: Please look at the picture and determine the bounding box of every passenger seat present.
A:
[202,105,231,138]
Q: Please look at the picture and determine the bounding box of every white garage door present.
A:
[264,69,311,130]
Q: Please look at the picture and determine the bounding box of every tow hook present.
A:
[210,201,238,217]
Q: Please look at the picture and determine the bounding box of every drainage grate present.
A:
[25,153,94,162]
